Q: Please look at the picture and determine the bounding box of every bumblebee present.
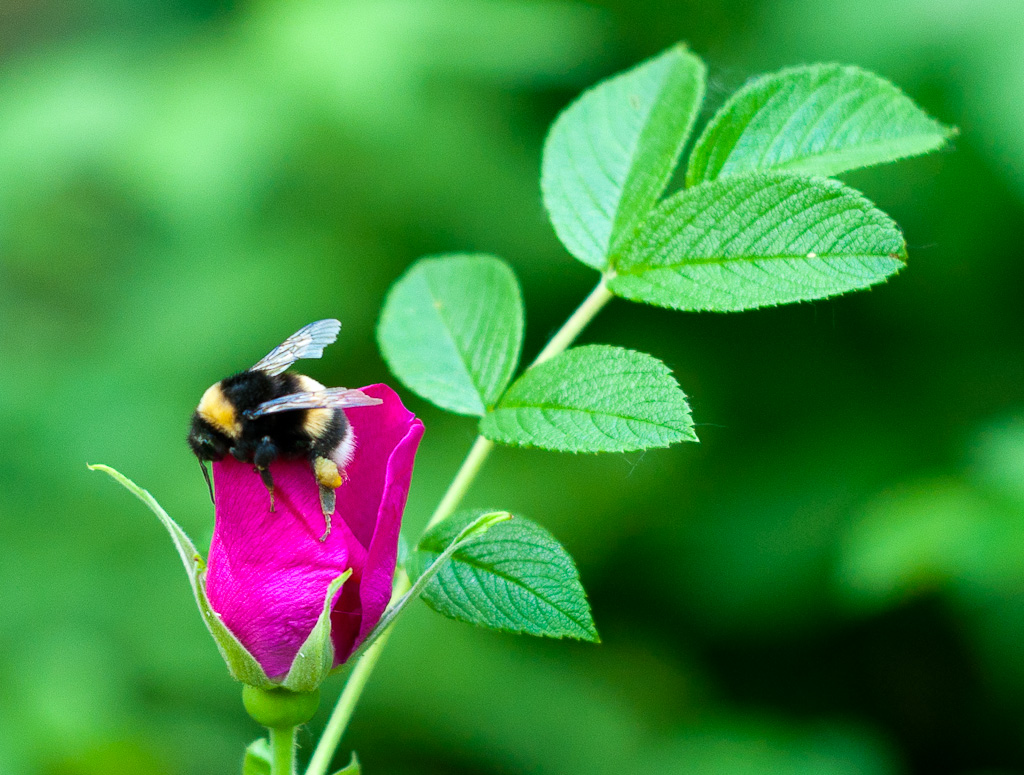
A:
[187,319,381,541]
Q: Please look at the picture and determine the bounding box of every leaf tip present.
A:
[664,41,705,65]
[329,568,353,595]
[478,510,514,532]
[330,751,361,775]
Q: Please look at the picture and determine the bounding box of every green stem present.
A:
[304,582,404,775]
[305,273,615,774]
[530,274,613,367]
[423,275,613,533]
[270,726,297,775]
[424,435,494,531]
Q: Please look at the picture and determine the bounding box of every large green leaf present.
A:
[686,64,954,186]
[480,345,695,452]
[610,174,906,312]
[542,44,706,271]
[378,254,523,415]
[417,511,598,641]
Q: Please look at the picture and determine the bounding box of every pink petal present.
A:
[205,384,423,679]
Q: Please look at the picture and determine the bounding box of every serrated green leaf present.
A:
[89,464,275,688]
[686,64,954,186]
[330,753,361,775]
[242,739,271,775]
[417,511,598,641]
[542,44,706,271]
[479,345,695,452]
[377,254,523,416]
[281,570,350,692]
[334,511,512,671]
[610,174,906,312]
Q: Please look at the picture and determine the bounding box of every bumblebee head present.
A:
[188,413,231,461]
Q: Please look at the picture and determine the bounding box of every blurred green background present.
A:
[1,0,1020,773]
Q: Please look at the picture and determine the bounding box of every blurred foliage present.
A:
[0,0,1021,773]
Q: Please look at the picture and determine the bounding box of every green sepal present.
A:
[242,738,272,775]
[281,570,351,692]
[90,464,276,688]
[332,511,511,673]
[331,753,361,775]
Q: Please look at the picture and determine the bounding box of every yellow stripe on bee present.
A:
[197,382,242,438]
[296,375,326,392]
[296,375,333,439]
[303,408,332,438]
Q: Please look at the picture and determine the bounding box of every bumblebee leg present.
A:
[256,466,275,512]
[312,456,343,541]
[254,437,279,513]
[318,486,335,541]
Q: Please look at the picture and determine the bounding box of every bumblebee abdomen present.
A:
[292,374,338,444]
[246,373,349,460]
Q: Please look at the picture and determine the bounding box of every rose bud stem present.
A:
[243,686,321,775]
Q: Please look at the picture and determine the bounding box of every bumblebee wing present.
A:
[251,319,342,376]
[245,387,383,418]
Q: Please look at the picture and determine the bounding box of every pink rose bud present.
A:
[204,384,423,679]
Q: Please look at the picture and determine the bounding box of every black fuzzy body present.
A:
[187,370,348,467]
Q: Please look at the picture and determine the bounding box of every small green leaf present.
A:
[479,345,695,452]
[331,753,361,775]
[281,570,350,692]
[90,464,275,689]
[335,511,512,669]
[378,254,523,416]
[542,44,706,270]
[242,738,271,775]
[417,511,598,641]
[610,174,906,312]
[686,64,954,186]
